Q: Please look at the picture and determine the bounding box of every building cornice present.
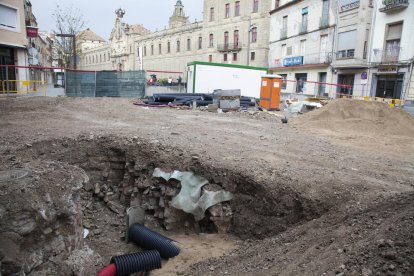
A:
[270,0,304,15]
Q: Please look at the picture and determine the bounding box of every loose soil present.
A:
[0,97,413,275]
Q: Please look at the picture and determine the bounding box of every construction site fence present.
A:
[1,80,47,96]
[0,65,53,96]
[65,70,146,98]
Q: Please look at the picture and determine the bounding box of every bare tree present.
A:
[52,4,86,68]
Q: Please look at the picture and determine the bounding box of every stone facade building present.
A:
[79,0,272,80]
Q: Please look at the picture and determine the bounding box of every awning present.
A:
[0,43,27,49]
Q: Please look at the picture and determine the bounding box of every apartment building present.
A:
[268,0,337,97]
[368,0,414,101]
[332,0,374,97]
[0,0,28,87]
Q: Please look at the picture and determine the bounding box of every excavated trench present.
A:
[0,135,326,275]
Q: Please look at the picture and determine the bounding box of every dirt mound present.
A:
[294,99,414,137]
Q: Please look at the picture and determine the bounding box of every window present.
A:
[209,55,213,62]
[337,30,357,59]
[281,44,286,57]
[224,31,229,47]
[151,45,154,55]
[279,74,287,90]
[275,0,280,8]
[187,38,191,51]
[300,40,306,56]
[159,44,162,54]
[198,36,202,49]
[144,46,147,56]
[233,53,238,61]
[225,3,230,18]
[321,0,330,26]
[177,40,180,52]
[300,8,308,34]
[253,0,259,13]
[287,46,293,55]
[167,42,171,53]
[224,53,228,62]
[210,7,214,21]
[104,54,106,62]
[137,48,140,57]
[251,27,257,43]
[320,35,328,63]
[100,54,102,63]
[251,52,255,61]
[281,16,288,38]
[0,4,19,31]
[92,56,95,63]
[235,1,240,16]
[234,30,239,47]
[209,34,214,47]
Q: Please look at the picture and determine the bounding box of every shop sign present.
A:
[377,67,399,74]
[283,56,303,67]
[26,26,38,38]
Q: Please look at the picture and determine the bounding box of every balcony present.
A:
[280,28,287,40]
[320,15,329,29]
[299,20,308,34]
[379,0,409,13]
[340,0,360,12]
[371,47,402,64]
[336,49,355,60]
[217,43,242,52]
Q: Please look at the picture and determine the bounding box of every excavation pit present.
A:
[0,136,322,275]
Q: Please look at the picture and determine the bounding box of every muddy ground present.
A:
[0,97,413,276]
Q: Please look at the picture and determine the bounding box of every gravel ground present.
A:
[0,97,413,275]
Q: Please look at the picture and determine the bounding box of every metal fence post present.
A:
[5,66,9,96]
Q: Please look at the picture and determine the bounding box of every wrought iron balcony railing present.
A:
[340,0,360,12]
[371,47,402,63]
[217,43,242,52]
[379,0,409,13]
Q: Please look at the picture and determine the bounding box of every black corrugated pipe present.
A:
[110,250,161,276]
[129,223,181,259]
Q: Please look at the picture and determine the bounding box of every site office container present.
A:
[186,61,268,98]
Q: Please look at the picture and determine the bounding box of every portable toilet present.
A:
[260,75,282,111]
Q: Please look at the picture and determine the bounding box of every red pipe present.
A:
[97,263,116,276]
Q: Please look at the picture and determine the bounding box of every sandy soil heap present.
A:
[294,99,414,137]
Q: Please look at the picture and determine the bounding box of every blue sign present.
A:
[361,71,368,80]
[283,56,304,67]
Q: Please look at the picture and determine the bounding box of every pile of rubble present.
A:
[85,155,234,234]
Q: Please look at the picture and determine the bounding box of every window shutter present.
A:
[337,30,357,51]
[386,23,403,40]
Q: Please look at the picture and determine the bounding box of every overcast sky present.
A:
[30,0,204,40]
